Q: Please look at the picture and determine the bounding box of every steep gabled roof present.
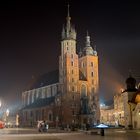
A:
[29,70,59,90]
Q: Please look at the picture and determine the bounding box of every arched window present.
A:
[71,61,74,66]
[72,86,74,92]
[91,72,94,77]
[81,84,87,97]
[91,62,93,67]
[48,111,53,121]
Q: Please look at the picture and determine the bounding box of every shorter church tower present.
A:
[78,32,100,125]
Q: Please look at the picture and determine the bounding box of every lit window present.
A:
[91,72,94,77]
[72,86,74,92]
[72,78,74,82]
[91,62,93,67]
[71,61,74,66]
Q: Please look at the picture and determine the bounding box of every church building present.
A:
[20,6,100,128]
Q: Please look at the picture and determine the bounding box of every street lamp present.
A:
[6,109,10,127]
[16,114,19,127]
[6,109,9,117]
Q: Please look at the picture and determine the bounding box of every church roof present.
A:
[22,97,55,110]
[29,70,59,90]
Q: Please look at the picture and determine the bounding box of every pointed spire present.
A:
[86,30,91,47]
[66,4,71,34]
[67,4,70,18]
[61,5,76,40]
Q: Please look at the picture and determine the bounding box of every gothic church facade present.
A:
[20,7,99,127]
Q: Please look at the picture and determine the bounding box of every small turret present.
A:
[93,45,97,56]
[83,31,94,56]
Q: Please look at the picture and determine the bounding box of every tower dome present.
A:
[83,46,94,56]
[126,75,137,91]
[83,31,94,56]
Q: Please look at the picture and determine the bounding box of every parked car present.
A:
[0,121,5,129]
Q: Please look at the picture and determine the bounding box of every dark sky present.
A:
[0,0,140,108]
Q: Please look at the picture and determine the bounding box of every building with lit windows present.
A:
[122,75,140,129]
[20,7,100,128]
[100,75,140,129]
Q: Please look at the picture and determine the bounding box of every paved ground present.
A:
[0,128,140,140]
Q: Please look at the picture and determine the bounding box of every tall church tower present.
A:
[79,32,100,124]
[59,5,79,94]
[59,5,80,124]
[59,6,99,125]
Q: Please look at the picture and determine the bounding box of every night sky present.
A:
[0,0,140,109]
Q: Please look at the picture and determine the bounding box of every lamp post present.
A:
[16,114,19,127]
[6,109,9,117]
[6,109,9,127]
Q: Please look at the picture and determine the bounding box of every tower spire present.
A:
[86,30,91,47]
[61,5,76,40]
[66,4,71,35]
[67,4,70,18]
